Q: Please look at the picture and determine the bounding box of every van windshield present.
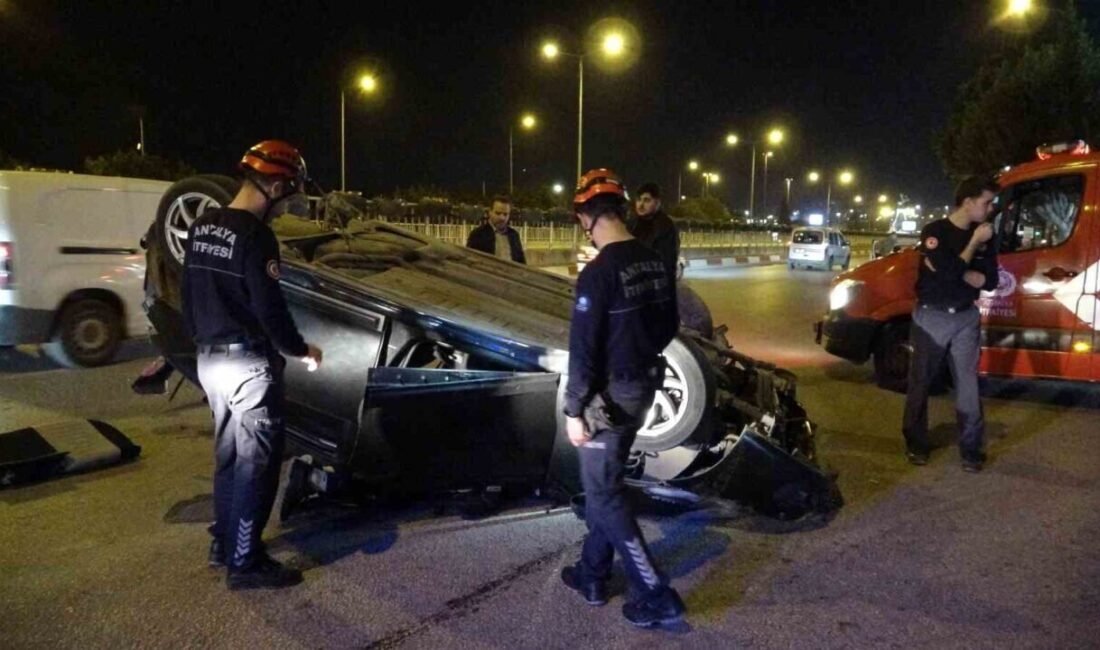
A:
[793,231,823,244]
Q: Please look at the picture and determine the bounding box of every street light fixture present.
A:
[726,126,785,218]
[679,160,700,200]
[340,71,380,192]
[878,193,889,204]
[1007,0,1033,17]
[540,22,636,182]
[806,168,857,225]
[509,112,538,195]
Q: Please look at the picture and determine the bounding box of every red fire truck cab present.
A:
[816,141,1100,391]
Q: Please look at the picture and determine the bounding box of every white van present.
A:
[0,171,170,366]
[788,226,851,271]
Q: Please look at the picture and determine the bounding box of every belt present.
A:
[197,341,269,355]
[919,303,975,314]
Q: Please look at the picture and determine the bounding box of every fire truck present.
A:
[816,141,1100,390]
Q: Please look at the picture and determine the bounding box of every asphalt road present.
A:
[2,264,1098,649]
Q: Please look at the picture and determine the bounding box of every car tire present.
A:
[153,176,239,272]
[632,336,717,453]
[842,255,850,270]
[873,320,911,393]
[788,261,795,270]
[42,298,123,368]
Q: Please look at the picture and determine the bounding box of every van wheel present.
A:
[873,321,911,393]
[153,176,239,271]
[42,298,123,368]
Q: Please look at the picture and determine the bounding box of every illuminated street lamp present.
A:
[806,168,856,225]
[1007,0,1033,17]
[341,72,380,191]
[678,160,701,202]
[878,193,889,204]
[552,183,564,194]
[727,127,785,218]
[540,22,636,182]
[854,195,864,204]
[702,171,720,197]
[509,112,538,195]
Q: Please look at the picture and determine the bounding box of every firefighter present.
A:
[182,140,323,590]
[559,168,686,627]
[902,175,999,472]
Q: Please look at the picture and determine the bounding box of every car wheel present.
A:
[873,320,911,393]
[153,176,239,272]
[632,336,716,453]
[42,298,123,368]
[842,255,851,270]
[825,256,834,271]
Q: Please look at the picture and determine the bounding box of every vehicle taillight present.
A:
[0,242,12,289]
[1036,140,1090,160]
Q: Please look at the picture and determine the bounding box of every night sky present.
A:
[3,1,1099,213]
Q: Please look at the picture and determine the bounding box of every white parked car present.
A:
[0,171,170,366]
[788,226,851,271]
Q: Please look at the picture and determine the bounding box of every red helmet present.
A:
[574,168,627,206]
[239,140,306,181]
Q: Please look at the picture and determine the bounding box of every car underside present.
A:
[143,177,841,519]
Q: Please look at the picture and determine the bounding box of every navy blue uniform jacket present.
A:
[564,239,679,417]
[181,207,309,357]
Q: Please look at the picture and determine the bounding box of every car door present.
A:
[980,168,1097,380]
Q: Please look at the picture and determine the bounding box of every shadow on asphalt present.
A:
[0,339,158,375]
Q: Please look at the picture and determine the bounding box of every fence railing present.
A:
[378,217,798,252]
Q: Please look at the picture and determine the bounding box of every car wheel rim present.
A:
[637,354,689,442]
[165,192,224,264]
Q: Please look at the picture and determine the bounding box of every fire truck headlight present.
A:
[829,279,861,311]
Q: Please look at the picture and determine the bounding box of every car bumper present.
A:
[0,305,54,345]
[814,310,877,364]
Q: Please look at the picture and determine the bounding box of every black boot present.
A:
[622,587,686,627]
[226,553,303,590]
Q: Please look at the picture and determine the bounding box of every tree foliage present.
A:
[668,196,733,223]
[938,1,1100,179]
[83,150,196,181]
[0,150,32,170]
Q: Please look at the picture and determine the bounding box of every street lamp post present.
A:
[761,151,775,216]
[340,73,379,192]
[541,28,632,182]
[728,128,784,219]
[509,113,537,195]
[679,160,699,203]
[808,169,855,225]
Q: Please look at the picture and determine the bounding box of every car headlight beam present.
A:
[829,279,861,311]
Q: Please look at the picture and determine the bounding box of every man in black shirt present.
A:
[630,182,679,282]
[558,168,685,627]
[182,140,323,589]
[465,195,527,263]
[903,176,999,472]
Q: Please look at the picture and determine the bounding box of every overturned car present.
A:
[144,175,839,518]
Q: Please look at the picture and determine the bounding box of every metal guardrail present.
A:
[380,217,883,258]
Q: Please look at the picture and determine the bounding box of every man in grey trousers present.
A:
[902,176,999,472]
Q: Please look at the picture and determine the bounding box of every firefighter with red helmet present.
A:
[182,140,323,590]
[559,168,686,627]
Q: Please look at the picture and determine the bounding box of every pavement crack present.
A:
[361,544,570,649]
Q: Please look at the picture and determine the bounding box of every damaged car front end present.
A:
[143,178,840,519]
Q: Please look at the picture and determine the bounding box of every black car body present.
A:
[144,177,838,516]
